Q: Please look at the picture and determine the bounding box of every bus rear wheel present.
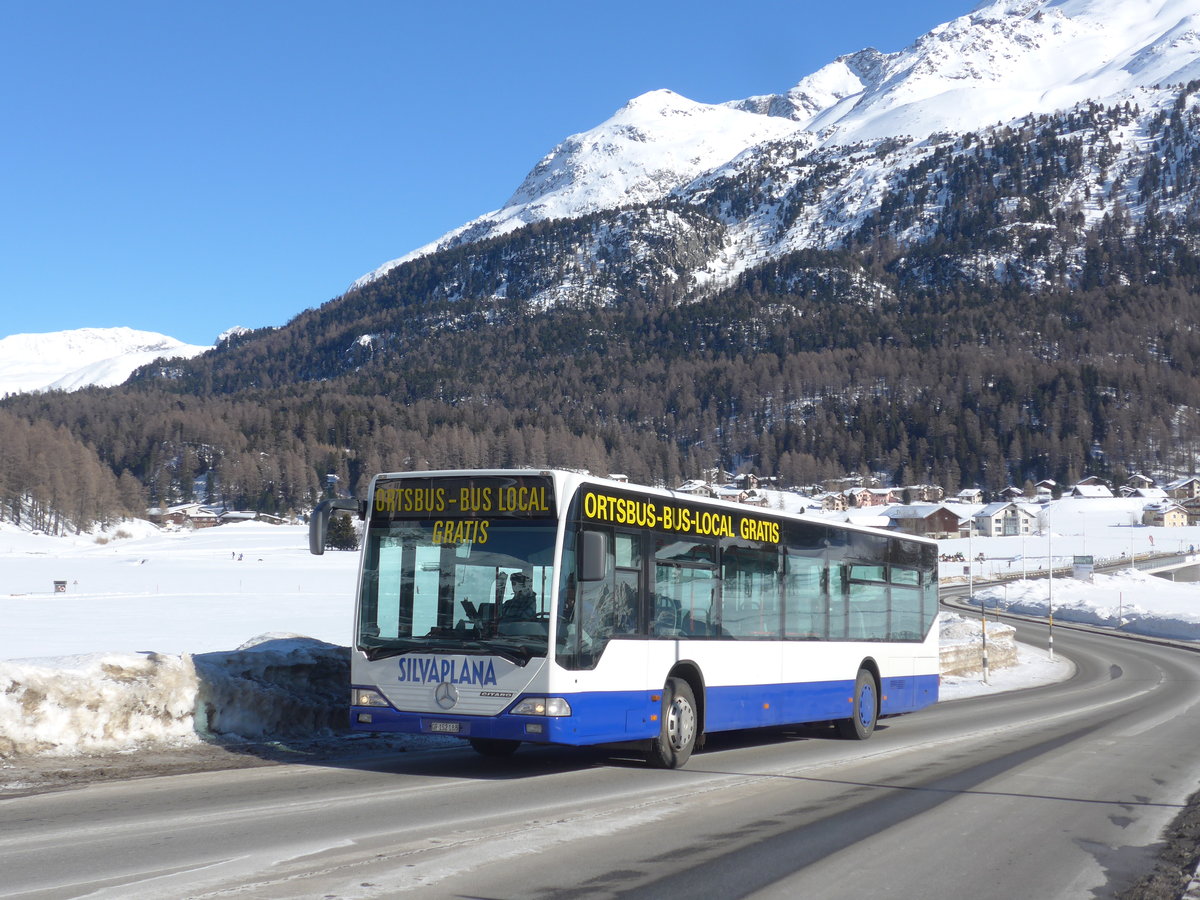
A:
[469,738,521,757]
[647,677,697,769]
[836,668,878,740]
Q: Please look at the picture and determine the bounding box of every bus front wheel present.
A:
[836,668,878,740]
[647,677,697,769]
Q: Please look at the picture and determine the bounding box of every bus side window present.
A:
[613,572,639,634]
[655,565,716,637]
[613,532,642,635]
[721,544,780,638]
[575,529,638,657]
[784,551,826,639]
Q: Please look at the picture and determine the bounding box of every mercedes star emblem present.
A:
[434,681,459,710]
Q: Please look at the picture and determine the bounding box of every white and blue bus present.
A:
[310,469,939,768]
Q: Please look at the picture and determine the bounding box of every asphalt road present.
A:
[3,622,1199,900]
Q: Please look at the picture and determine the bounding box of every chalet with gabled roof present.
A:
[1070,483,1114,499]
[147,502,223,528]
[676,479,719,499]
[1142,502,1188,527]
[885,505,963,539]
[973,502,1038,537]
[817,492,848,512]
[903,484,945,503]
[847,487,900,507]
[1121,486,1168,501]
[1166,477,1200,501]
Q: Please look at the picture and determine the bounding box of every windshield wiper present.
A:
[480,638,544,665]
[360,640,527,662]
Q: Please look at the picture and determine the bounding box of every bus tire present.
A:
[647,677,698,769]
[836,668,878,740]
[469,738,521,757]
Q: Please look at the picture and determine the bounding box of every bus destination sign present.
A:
[372,475,556,522]
[581,488,781,544]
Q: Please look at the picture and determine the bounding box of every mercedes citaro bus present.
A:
[310,469,939,767]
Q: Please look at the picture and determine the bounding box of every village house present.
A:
[972,502,1038,537]
[1035,479,1057,501]
[902,484,946,503]
[823,476,868,494]
[675,479,719,498]
[952,487,984,504]
[817,492,848,512]
[1121,486,1169,502]
[1070,483,1114,499]
[147,503,223,528]
[847,487,900,507]
[1166,476,1200,501]
[885,505,963,539]
[732,473,777,491]
[713,484,770,507]
[1142,502,1189,527]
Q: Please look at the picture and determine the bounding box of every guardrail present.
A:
[939,550,1198,586]
[1130,551,1198,573]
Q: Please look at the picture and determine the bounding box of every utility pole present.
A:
[970,522,988,684]
[1047,504,1055,662]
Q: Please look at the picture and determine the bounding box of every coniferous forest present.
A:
[4,88,1200,530]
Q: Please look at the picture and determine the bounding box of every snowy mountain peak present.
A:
[0,327,212,396]
[353,88,808,287]
[217,326,253,343]
[788,0,1200,143]
[502,87,804,214]
[729,49,894,124]
[353,0,1200,288]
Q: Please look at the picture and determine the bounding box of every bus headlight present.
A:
[512,697,572,717]
[352,688,391,708]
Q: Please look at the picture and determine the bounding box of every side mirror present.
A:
[309,498,364,555]
[579,530,609,582]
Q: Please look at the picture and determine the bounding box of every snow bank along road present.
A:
[3,624,1200,899]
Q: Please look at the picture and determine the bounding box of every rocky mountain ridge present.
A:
[355,0,1200,291]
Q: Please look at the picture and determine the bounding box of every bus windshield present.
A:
[357,519,557,664]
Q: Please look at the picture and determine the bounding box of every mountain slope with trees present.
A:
[4,73,1200,522]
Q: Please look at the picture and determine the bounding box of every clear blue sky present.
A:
[2,1,971,345]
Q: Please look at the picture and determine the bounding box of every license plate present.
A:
[429,721,461,734]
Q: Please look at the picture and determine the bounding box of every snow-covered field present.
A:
[1,519,357,658]
[2,496,1199,759]
[0,520,360,759]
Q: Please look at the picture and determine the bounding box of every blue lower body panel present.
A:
[703,673,938,731]
[352,675,939,746]
[351,689,662,745]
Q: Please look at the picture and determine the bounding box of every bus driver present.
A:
[500,573,538,622]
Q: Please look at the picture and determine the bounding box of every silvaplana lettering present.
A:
[397,656,498,686]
